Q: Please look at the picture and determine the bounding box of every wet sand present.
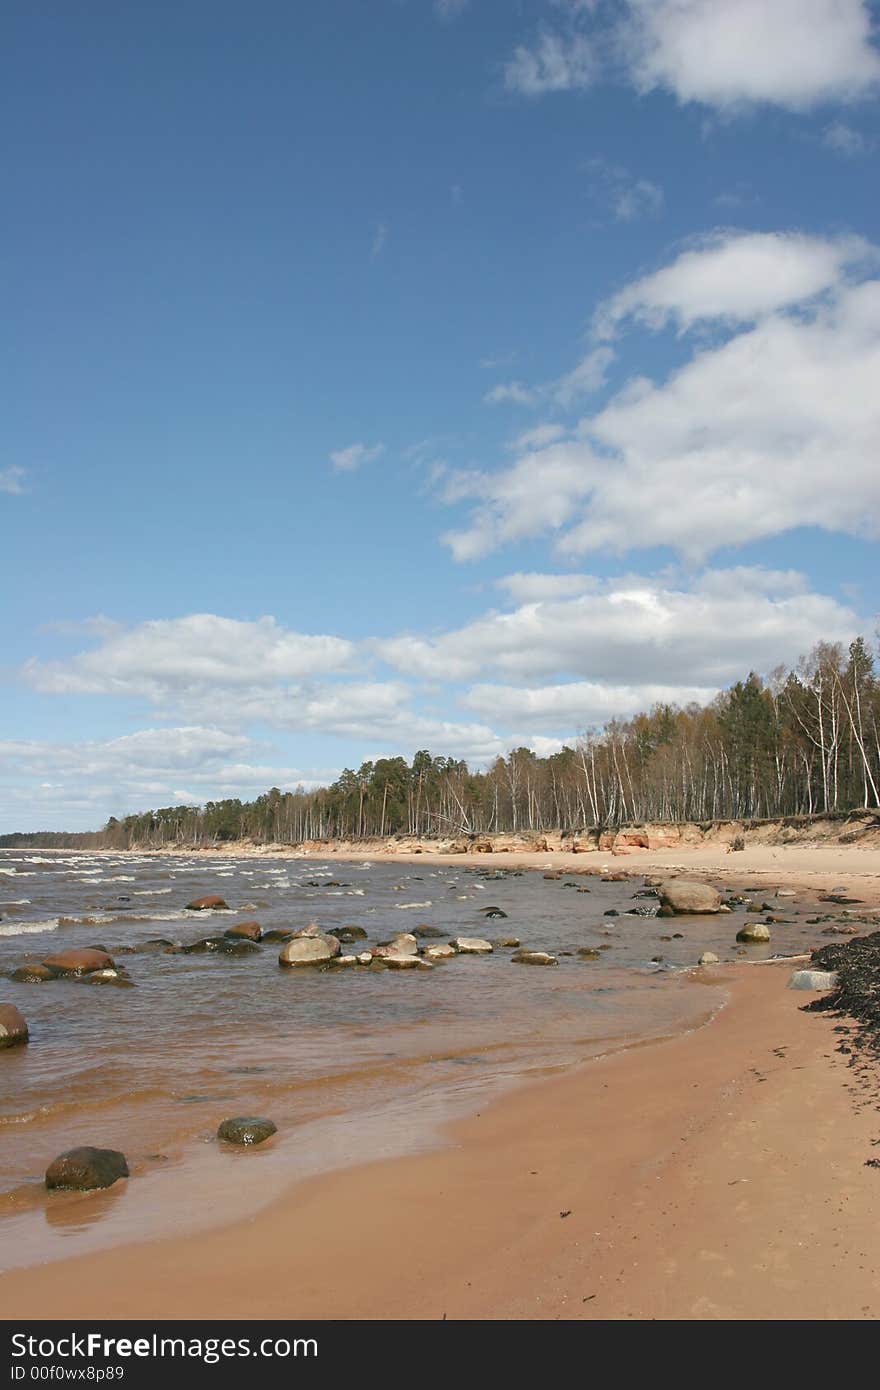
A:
[3,956,878,1320]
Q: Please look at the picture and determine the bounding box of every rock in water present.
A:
[425,944,457,960]
[45,1147,129,1191]
[453,937,493,954]
[42,948,115,977]
[278,935,341,967]
[217,1117,277,1146]
[186,895,229,911]
[659,880,722,914]
[0,1004,28,1048]
[10,965,54,983]
[788,969,838,991]
[698,951,720,965]
[511,950,558,966]
[736,922,771,943]
[224,921,262,941]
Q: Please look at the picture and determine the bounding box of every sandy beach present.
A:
[2,840,879,1321]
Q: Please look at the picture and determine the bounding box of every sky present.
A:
[2,0,880,831]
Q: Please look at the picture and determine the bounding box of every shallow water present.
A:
[0,849,831,1269]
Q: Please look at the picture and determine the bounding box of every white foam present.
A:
[395,901,432,909]
[0,919,59,936]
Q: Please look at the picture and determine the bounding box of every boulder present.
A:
[279,935,341,967]
[511,950,558,966]
[788,969,838,991]
[293,923,323,938]
[42,948,115,977]
[225,921,262,942]
[217,1117,277,1146]
[10,965,54,983]
[182,936,260,956]
[45,1147,129,1191]
[452,937,493,954]
[186,895,229,911]
[698,951,720,966]
[0,1004,29,1048]
[658,880,722,915]
[262,929,296,943]
[133,938,178,953]
[736,922,771,944]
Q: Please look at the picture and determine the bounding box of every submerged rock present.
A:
[262,928,296,943]
[577,948,601,961]
[0,1003,28,1048]
[278,935,341,967]
[186,896,229,911]
[182,936,260,956]
[412,925,446,939]
[217,1117,277,1146]
[42,948,115,977]
[45,1147,129,1191]
[659,880,722,915]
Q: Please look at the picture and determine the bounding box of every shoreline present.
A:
[2,844,879,1319]
[2,957,878,1319]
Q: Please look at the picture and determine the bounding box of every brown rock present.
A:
[186,895,229,911]
[45,1147,129,1191]
[42,948,115,977]
[224,921,262,941]
[10,965,54,983]
[0,1003,29,1048]
[658,880,722,914]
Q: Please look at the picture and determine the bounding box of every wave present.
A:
[395,901,432,909]
[0,919,59,937]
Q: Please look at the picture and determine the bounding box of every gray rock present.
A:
[217,1117,277,1145]
[698,951,720,965]
[736,922,771,943]
[425,943,457,960]
[453,937,493,954]
[788,969,838,991]
[45,1147,129,1191]
[659,880,722,915]
[511,950,558,966]
[279,935,341,967]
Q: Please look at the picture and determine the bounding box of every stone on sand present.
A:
[45,1147,129,1191]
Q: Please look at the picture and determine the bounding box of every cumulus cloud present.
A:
[593,230,873,339]
[446,232,880,561]
[462,679,715,730]
[377,567,861,688]
[620,0,880,111]
[329,441,385,471]
[504,31,596,95]
[25,615,357,699]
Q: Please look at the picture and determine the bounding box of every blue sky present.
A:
[3,0,880,830]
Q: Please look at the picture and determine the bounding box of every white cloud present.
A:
[594,230,873,339]
[0,467,26,495]
[483,381,538,406]
[552,346,615,405]
[507,424,567,452]
[463,679,715,730]
[620,0,880,111]
[495,572,598,602]
[823,120,871,155]
[25,615,357,698]
[329,441,385,471]
[371,222,387,258]
[504,31,596,96]
[378,567,861,687]
[434,0,469,18]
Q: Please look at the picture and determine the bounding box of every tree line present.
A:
[2,637,879,849]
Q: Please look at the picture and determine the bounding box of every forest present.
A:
[2,637,878,849]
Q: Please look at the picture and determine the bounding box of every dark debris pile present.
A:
[802,930,880,1063]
